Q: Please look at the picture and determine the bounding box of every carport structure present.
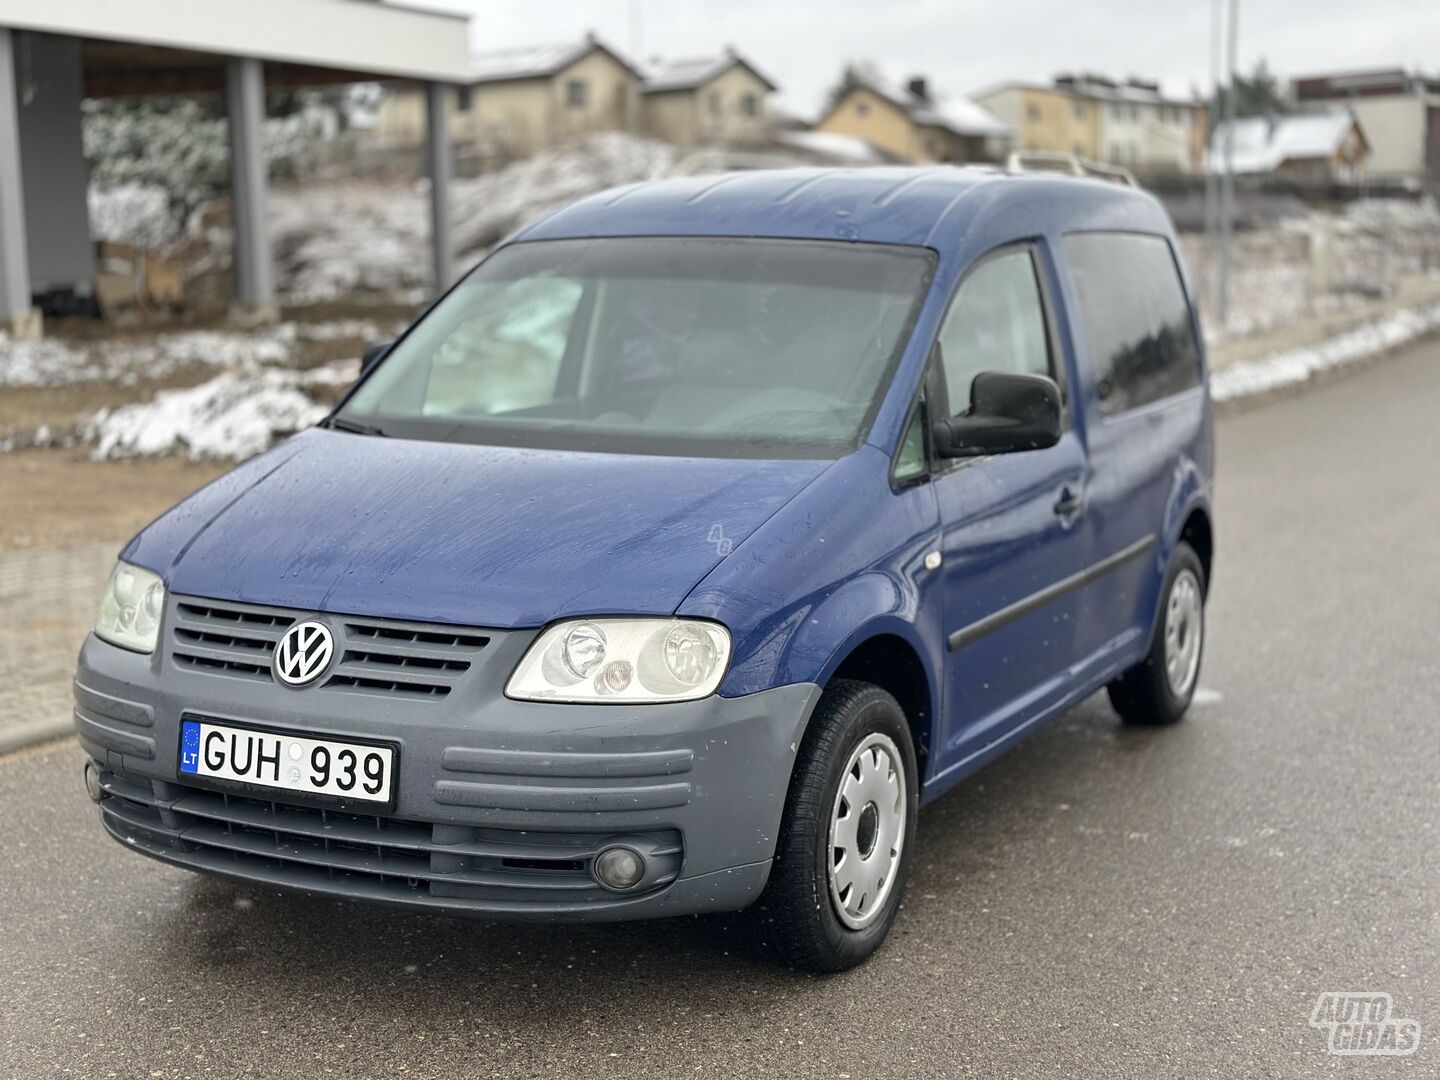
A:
[0,0,472,339]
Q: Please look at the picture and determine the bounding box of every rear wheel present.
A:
[1108,541,1206,726]
[750,679,918,972]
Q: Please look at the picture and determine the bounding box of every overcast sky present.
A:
[443,0,1440,117]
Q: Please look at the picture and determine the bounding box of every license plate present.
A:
[178,719,395,804]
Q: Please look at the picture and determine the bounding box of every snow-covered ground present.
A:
[89,362,357,460]
[270,133,677,302]
[0,318,394,459]
[0,319,390,389]
[1183,198,1440,343]
[1210,302,1440,402]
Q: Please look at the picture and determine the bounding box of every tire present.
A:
[750,679,919,972]
[1108,540,1207,726]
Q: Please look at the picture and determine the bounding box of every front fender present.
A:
[680,446,942,702]
[729,573,941,700]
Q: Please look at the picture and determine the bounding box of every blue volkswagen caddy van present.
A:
[75,166,1213,971]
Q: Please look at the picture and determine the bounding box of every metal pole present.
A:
[424,81,453,294]
[225,56,275,317]
[1203,0,1221,304]
[1217,0,1240,328]
[0,28,37,336]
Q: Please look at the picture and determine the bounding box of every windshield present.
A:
[337,237,935,458]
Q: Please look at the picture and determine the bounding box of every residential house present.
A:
[1292,68,1440,190]
[1207,112,1369,186]
[815,75,1010,164]
[971,82,1103,162]
[376,33,642,157]
[641,47,776,146]
[976,75,1207,174]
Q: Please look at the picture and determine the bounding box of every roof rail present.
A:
[1004,150,1137,187]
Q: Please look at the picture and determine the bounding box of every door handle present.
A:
[1054,487,1084,517]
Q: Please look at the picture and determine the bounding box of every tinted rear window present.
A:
[1063,233,1201,415]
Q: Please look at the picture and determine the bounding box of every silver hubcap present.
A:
[1164,568,1204,698]
[827,733,906,930]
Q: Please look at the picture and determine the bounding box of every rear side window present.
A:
[1063,233,1200,415]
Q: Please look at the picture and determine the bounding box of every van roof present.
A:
[514,165,1168,251]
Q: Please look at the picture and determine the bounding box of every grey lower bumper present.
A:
[74,630,819,922]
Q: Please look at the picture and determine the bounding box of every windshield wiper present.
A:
[321,416,388,437]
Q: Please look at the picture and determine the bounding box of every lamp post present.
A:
[1217,0,1240,328]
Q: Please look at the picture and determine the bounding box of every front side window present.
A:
[1063,232,1201,415]
[566,79,587,108]
[740,93,758,118]
[935,248,1053,417]
[340,237,936,458]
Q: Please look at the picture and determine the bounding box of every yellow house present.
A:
[971,83,1103,161]
[641,48,777,146]
[375,33,642,156]
[814,76,1011,164]
[975,77,1208,174]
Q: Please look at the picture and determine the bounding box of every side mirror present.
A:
[933,372,1061,458]
[361,342,391,373]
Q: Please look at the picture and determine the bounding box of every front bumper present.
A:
[74,610,819,922]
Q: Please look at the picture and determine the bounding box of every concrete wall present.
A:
[15,33,93,294]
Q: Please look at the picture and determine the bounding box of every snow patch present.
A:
[88,361,357,461]
[88,184,182,250]
[0,320,392,388]
[1210,303,1440,402]
[269,132,678,302]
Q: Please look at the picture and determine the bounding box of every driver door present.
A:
[929,244,1090,776]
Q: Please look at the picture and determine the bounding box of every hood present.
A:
[123,429,830,628]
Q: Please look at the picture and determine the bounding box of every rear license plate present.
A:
[178,719,395,804]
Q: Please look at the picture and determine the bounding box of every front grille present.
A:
[168,597,491,699]
[171,601,292,681]
[97,770,681,907]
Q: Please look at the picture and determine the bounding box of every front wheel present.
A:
[750,679,918,972]
[1108,541,1206,726]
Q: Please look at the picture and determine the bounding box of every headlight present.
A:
[95,561,166,654]
[507,618,731,703]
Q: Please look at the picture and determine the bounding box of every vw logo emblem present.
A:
[274,620,335,687]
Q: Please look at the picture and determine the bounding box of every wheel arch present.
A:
[815,622,938,782]
[1179,504,1213,594]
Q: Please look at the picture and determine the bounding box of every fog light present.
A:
[83,761,102,803]
[593,846,646,891]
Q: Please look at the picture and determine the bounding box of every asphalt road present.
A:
[4,341,1439,1079]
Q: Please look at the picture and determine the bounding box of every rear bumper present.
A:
[74,630,819,922]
